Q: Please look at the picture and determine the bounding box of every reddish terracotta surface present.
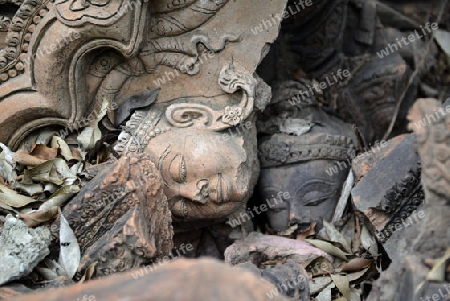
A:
[12,259,289,301]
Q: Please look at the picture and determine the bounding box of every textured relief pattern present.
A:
[259,133,355,168]
[54,0,129,26]
[148,0,230,39]
[0,0,50,84]
[51,154,173,278]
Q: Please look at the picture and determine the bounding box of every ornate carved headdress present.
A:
[257,79,356,168]
[259,132,355,168]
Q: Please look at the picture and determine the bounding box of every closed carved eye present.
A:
[169,154,187,183]
[296,180,336,206]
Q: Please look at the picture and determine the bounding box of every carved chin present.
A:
[169,197,245,222]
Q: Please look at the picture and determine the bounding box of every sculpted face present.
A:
[258,160,348,232]
[145,127,255,221]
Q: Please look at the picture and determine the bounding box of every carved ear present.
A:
[219,62,256,124]
[166,62,257,131]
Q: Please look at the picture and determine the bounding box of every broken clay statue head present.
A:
[256,80,357,233]
[115,97,259,223]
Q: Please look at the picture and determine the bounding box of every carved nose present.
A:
[178,180,210,204]
[289,213,311,225]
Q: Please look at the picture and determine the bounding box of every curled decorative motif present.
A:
[54,0,130,26]
[164,62,257,131]
[148,0,230,38]
[165,103,215,128]
[219,62,256,125]
[141,32,239,75]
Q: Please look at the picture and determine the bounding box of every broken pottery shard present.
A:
[224,232,333,266]
[352,134,420,213]
[12,259,290,301]
[351,134,408,182]
[0,215,51,285]
[351,134,423,247]
[367,98,450,301]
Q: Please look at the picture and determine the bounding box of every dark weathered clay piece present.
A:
[367,98,450,301]
[51,154,173,278]
[351,134,424,244]
[256,80,357,232]
[258,0,418,143]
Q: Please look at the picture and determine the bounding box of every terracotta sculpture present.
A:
[0,0,289,220]
[0,0,290,278]
[256,80,357,233]
[0,0,286,150]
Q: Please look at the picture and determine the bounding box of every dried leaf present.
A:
[79,261,98,283]
[0,143,17,183]
[30,144,58,161]
[307,257,334,277]
[0,183,37,208]
[18,206,59,227]
[77,127,101,150]
[332,170,354,223]
[39,185,80,211]
[323,220,352,253]
[331,274,352,300]
[71,148,84,161]
[310,276,332,295]
[0,201,19,215]
[352,214,362,253]
[360,225,379,257]
[0,143,15,164]
[316,282,335,301]
[305,239,349,261]
[13,150,47,166]
[35,267,58,280]
[23,159,77,185]
[347,267,370,282]
[43,259,67,277]
[435,29,450,63]
[426,248,450,282]
[297,221,317,240]
[77,98,113,150]
[58,210,81,278]
[51,136,75,161]
[13,182,44,196]
[335,258,373,273]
